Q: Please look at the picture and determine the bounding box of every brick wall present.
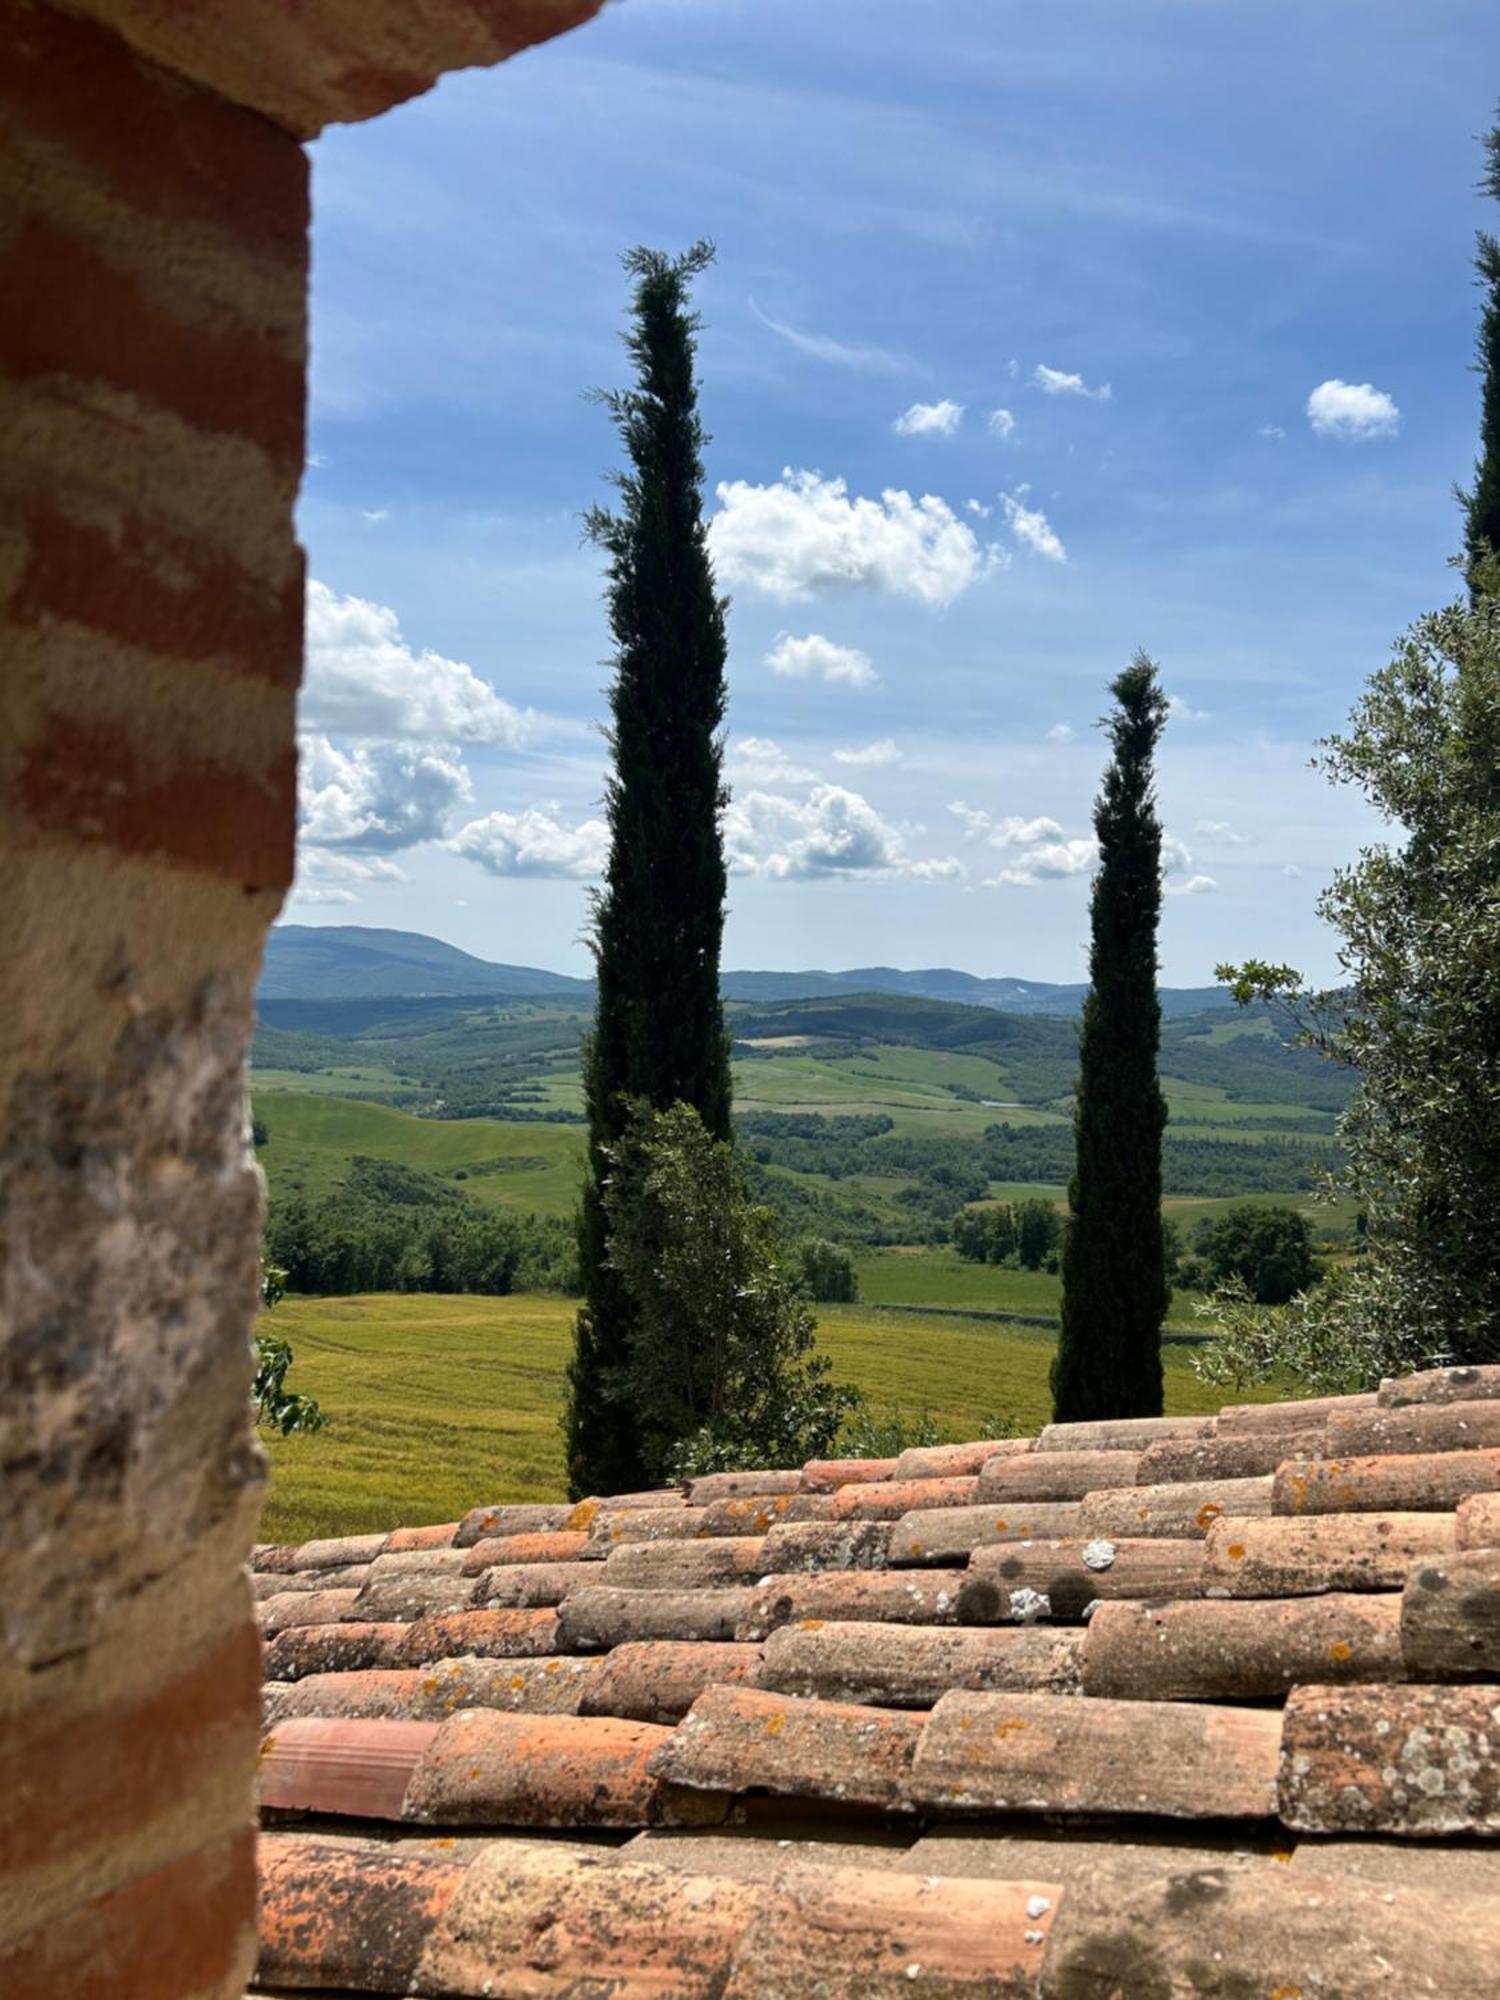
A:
[0,1,601,1990]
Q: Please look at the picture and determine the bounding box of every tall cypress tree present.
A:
[1463,108,1500,595]
[1051,654,1170,1423]
[564,243,733,1500]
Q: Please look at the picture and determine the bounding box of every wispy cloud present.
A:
[1001,490,1067,563]
[988,408,1017,439]
[748,296,908,374]
[1033,363,1111,401]
[832,738,902,768]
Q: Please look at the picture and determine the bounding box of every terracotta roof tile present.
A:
[758,1520,893,1573]
[1279,1682,1500,1834]
[251,1543,298,1573]
[262,1620,411,1682]
[908,1688,1282,1820]
[459,1528,591,1571]
[894,1437,1034,1480]
[651,1685,922,1810]
[736,1570,970,1640]
[888,1501,1084,1564]
[259,1716,438,1820]
[619,1826,910,1879]
[579,1640,764,1723]
[1457,1490,1500,1547]
[720,1860,1059,1998]
[800,1455,900,1491]
[416,1840,757,1996]
[262,1655,600,1726]
[686,1469,802,1505]
[382,1520,459,1554]
[1203,1511,1457,1595]
[558,1585,759,1649]
[403,1607,562,1664]
[1378,1361,1500,1407]
[960,1536,1207,1620]
[453,1501,571,1547]
[1136,1428,1324,1482]
[256,1832,470,1992]
[586,1504,713,1550]
[1272,1446,1500,1515]
[257,1586,361,1635]
[1400,1548,1500,1676]
[754,1620,1083,1707]
[288,1532,388,1571]
[403,1708,683,1829]
[603,1537,768,1590]
[470,1560,592,1609]
[365,1546,470,1577]
[826,1475,978,1520]
[1037,1414,1215,1452]
[1079,1473,1273,1540]
[1038,1864,1500,1998]
[1081,1594,1405,1701]
[699,1493,808,1535]
[1217,1390,1377,1435]
[1325,1398,1500,1457]
[348,1572,479,1623]
[977,1448,1141,1501]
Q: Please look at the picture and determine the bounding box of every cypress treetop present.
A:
[1051,653,1171,1424]
[564,243,734,1500]
[1463,106,1500,594]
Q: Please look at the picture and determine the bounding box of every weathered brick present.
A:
[755,1620,1083,1707]
[1273,1447,1500,1516]
[889,1501,1084,1564]
[977,1449,1140,1502]
[908,1689,1282,1820]
[960,1536,1207,1621]
[1082,1594,1405,1701]
[1280,1683,1500,1834]
[580,1641,764,1724]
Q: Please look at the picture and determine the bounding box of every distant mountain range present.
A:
[261,925,1235,1021]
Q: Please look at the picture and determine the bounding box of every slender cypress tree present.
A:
[1462,108,1500,595]
[1051,654,1170,1423]
[564,243,733,1500]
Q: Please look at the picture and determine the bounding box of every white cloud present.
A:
[1306,378,1400,440]
[832,738,902,768]
[727,785,961,880]
[764,630,877,687]
[303,580,527,745]
[450,805,609,880]
[1033,363,1111,401]
[728,736,819,784]
[1046,722,1075,743]
[290,847,406,906]
[1002,491,1067,563]
[894,399,964,437]
[1194,818,1250,845]
[1161,833,1195,874]
[1167,693,1209,722]
[709,468,995,607]
[989,840,1098,887]
[747,297,906,373]
[1167,873,1218,896]
[988,408,1017,440]
[1258,424,1286,441]
[965,498,992,518]
[361,508,389,524]
[950,802,1066,848]
[298,734,472,851]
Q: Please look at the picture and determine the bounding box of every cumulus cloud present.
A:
[709,469,995,607]
[450,805,609,880]
[728,736,819,784]
[1306,379,1400,440]
[988,408,1017,440]
[291,848,406,906]
[950,802,1066,848]
[298,734,473,851]
[764,630,877,687]
[727,785,961,880]
[748,298,906,373]
[1033,363,1111,401]
[832,739,902,768]
[1167,873,1218,896]
[989,840,1098,887]
[302,580,527,745]
[1194,818,1249,845]
[1046,722,1075,743]
[894,399,964,437]
[1002,491,1067,563]
[1161,834,1195,874]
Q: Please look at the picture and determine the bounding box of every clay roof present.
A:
[250,1363,1500,1996]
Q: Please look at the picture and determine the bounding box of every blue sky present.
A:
[290,0,1498,983]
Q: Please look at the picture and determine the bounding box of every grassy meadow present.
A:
[257,1290,1272,1543]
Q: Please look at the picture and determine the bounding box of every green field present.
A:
[257,1291,1272,1543]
